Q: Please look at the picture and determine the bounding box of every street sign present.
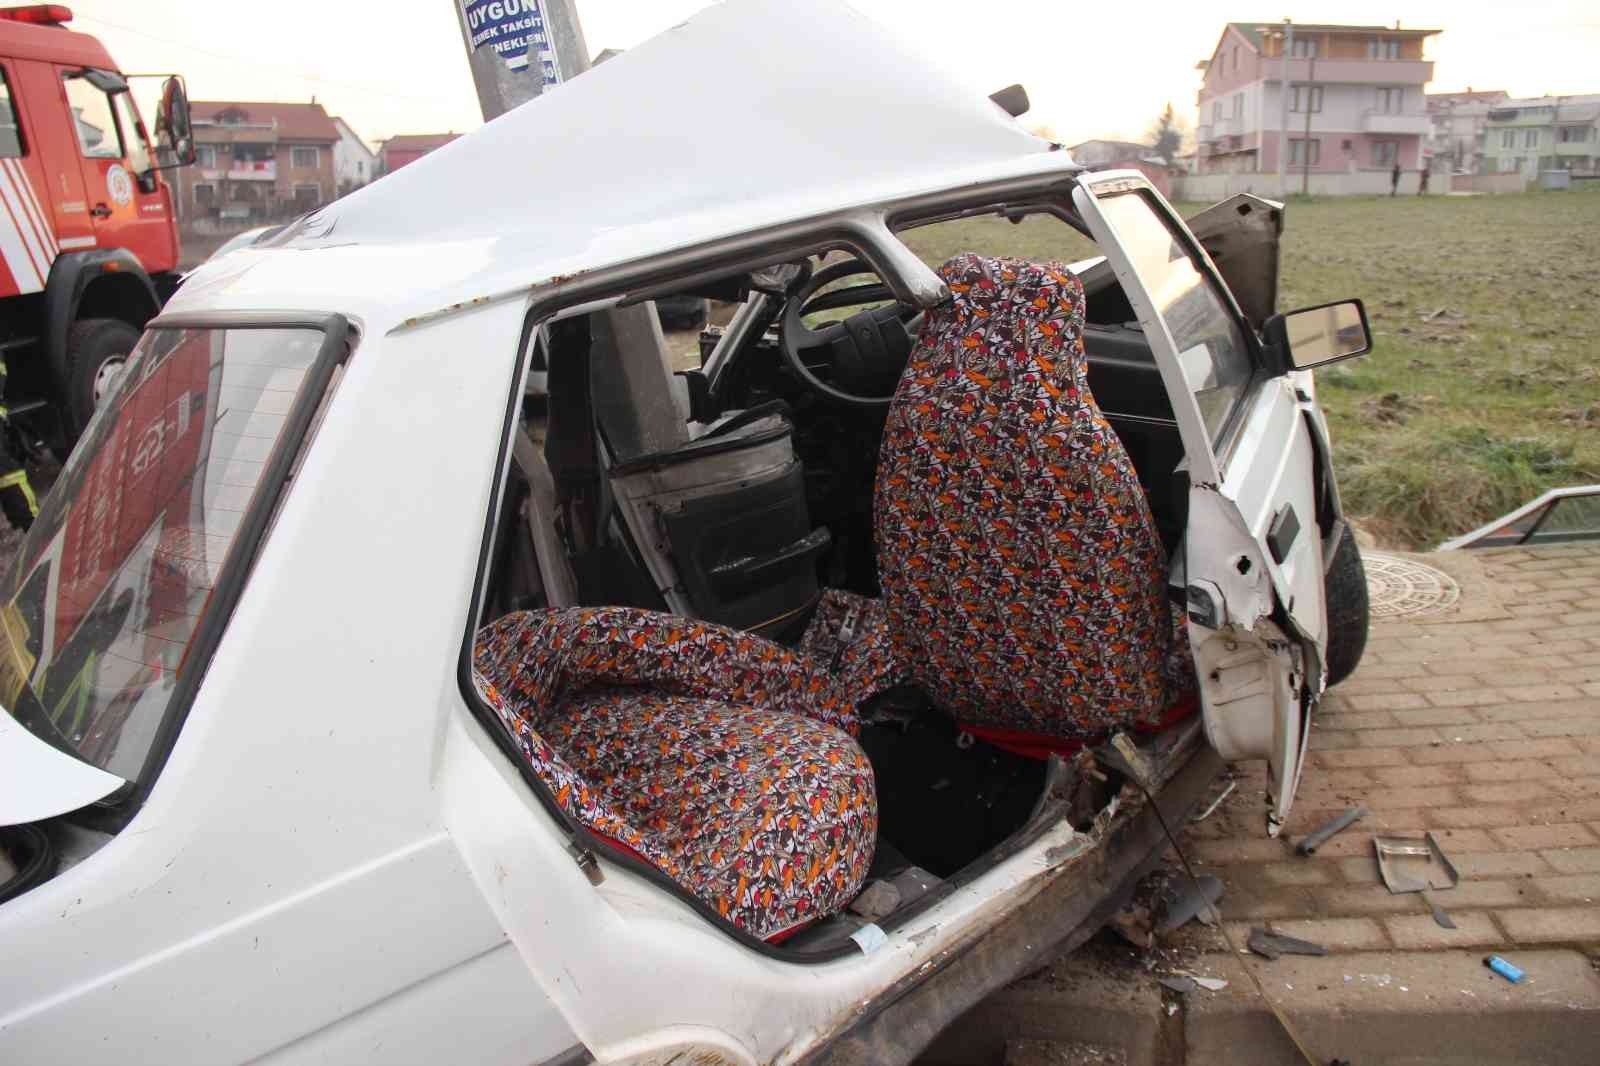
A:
[461,0,562,86]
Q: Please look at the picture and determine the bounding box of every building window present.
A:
[1290,85,1323,113]
[1231,93,1243,119]
[292,183,321,207]
[1212,101,1222,122]
[1368,38,1401,60]
[1373,141,1398,167]
[0,67,25,158]
[194,183,215,208]
[1523,129,1538,149]
[1557,125,1589,143]
[1291,38,1318,58]
[1289,138,1320,166]
[291,146,320,169]
[195,144,216,169]
[1376,87,1404,114]
[1500,129,1516,148]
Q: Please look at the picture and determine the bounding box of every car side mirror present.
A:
[155,76,196,167]
[1263,299,1371,372]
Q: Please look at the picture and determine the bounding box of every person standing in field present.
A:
[1391,162,1401,196]
[1419,167,1430,195]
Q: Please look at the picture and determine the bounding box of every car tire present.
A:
[1323,523,1369,688]
[62,317,139,442]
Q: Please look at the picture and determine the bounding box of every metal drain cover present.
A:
[1364,552,1461,619]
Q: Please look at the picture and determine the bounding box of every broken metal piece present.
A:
[1158,975,1197,995]
[1374,832,1460,894]
[1191,779,1237,823]
[1247,927,1329,960]
[1425,895,1457,929]
[1155,873,1224,933]
[1295,806,1367,855]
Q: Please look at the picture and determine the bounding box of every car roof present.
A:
[167,0,1074,334]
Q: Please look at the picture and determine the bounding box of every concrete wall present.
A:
[1172,169,1419,200]
[1446,172,1527,194]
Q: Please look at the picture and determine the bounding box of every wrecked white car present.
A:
[0,2,1371,1063]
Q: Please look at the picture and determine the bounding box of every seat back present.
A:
[873,254,1178,741]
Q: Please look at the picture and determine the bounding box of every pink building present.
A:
[1195,22,1439,178]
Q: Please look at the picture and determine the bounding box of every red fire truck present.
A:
[0,5,193,454]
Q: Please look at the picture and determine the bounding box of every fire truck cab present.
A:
[0,5,193,452]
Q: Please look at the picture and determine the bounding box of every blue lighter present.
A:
[1484,955,1524,983]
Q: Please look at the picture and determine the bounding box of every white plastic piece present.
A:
[850,923,888,954]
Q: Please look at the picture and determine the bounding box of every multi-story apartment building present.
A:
[1195,22,1439,179]
[175,102,340,225]
[1482,95,1600,177]
[1425,90,1509,174]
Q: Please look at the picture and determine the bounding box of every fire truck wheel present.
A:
[64,318,140,435]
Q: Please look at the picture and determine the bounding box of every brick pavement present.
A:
[1183,542,1600,963]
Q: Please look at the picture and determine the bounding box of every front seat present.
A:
[473,594,893,942]
[873,254,1193,751]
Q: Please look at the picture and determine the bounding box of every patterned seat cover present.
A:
[473,594,893,941]
[874,254,1192,742]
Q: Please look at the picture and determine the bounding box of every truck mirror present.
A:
[156,76,195,167]
[1263,299,1371,372]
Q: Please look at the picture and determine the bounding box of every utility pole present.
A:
[1278,19,1293,199]
[447,0,688,458]
[1301,54,1315,197]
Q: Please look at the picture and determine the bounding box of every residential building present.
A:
[1194,22,1439,181]
[331,116,377,195]
[379,133,461,174]
[1482,95,1600,177]
[176,101,340,224]
[1424,89,1508,174]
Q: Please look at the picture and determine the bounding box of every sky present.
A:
[71,0,1600,149]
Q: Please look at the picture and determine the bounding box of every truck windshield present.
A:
[0,326,326,781]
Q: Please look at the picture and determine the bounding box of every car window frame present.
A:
[71,311,353,822]
[61,69,127,161]
[0,63,27,159]
[1070,173,1268,476]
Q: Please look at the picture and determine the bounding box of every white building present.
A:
[1426,90,1509,174]
[331,117,378,195]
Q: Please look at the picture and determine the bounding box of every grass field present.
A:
[897,189,1600,549]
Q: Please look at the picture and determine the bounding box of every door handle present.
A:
[90,203,112,219]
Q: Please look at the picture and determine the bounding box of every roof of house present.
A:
[1487,95,1600,122]
[191,101,340,142]
[1427,90,1509,103]
[380,133,463,154]
[1227,21,1440,49]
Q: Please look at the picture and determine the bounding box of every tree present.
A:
[1147,103,1185,165]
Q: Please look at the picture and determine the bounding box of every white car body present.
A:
[0,3,1360,1063]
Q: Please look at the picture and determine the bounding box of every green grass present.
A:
[894,191,1600,548]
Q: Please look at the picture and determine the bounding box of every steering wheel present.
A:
[779,258,923,408]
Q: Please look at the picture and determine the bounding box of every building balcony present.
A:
[1269,57,1432,86]
[1556,139,1597,157]
[1205,116,1244,139]
[1362,111,1431,135]
[198,160,278,182]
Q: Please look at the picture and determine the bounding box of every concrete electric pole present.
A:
[1278,19,1293,199]
[448,0,688,458]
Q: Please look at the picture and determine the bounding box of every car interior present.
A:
[468,203,1206,957]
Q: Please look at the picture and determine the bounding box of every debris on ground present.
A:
[1190,778,1236,823]
[1295,807,1366,856]
[1484,955,1525,984]
[1247,927,1329,960]
[1425,895,1457,929]
[1005,1037,1128,1066]
[1375,832,1460,894]
[1359,391,1422,424]
[1155,873,1223,933]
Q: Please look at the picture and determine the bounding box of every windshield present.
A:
[0,326,326,780]
[1094,190,1255,441]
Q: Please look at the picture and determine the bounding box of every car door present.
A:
[57,67,174,271]
[1071,171,1326,835]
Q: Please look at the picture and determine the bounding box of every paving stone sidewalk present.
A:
[1186,542,1600,959]
[924,544,1600,1065]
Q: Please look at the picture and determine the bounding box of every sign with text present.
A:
[462,0,562,85]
